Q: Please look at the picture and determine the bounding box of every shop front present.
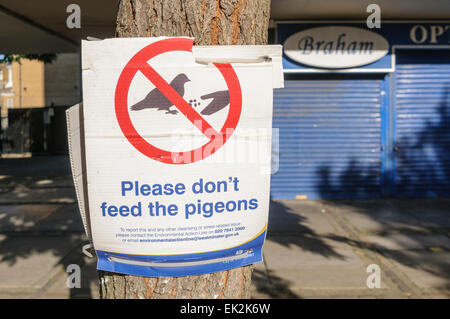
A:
[271,21,450,199]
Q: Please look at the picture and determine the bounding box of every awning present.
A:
[0,0,448,54]
[0,0,116,54]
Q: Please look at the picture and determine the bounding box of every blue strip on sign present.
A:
[96,230,266,277]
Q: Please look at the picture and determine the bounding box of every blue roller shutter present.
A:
[271,75,384,199]
[394,50,450,197]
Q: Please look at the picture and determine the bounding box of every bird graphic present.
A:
[199,90,230,116]
[130,73,190,114]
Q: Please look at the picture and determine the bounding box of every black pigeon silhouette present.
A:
[200,90,230,116]
[130,73,190,114]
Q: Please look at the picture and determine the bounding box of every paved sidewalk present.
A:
[252,198,450,298]
[0,156,449,298]
[0,156,98,298]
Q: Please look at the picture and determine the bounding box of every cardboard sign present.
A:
[66,103,92,243]
[80,37,283,277]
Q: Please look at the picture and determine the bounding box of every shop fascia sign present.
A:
[283,26,389,69]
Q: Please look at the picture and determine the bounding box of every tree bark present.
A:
[115,0,271,45]
[99,267,254,299]
[99,0,271,299]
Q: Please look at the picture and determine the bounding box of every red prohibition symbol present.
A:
[114,38,242,164]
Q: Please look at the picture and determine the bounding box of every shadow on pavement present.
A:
[321,198,450,294]
[252,267,301,299]
[0,155,96,299]
[268,200,345,259]
[310,84,450,295]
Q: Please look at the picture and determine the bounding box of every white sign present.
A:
[283,26,389,69]
[80,37,283,277]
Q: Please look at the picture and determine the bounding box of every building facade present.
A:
[0,52,80,112]
[270,20,450,199]
[0,63,13,116]
[0,53,81,154]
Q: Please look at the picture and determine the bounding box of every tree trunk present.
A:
[115,0,271,45]
[99,0,271,299]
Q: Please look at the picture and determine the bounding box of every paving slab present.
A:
[408,198,450,228]
[39,256,99,299]
[0,234,84,297]
[326,198,449,234]
[384,250,450,292]
[0,204,84,233]
[0,187,76,204]
[251,255,302,299]
[366,233,450,251]
[263,236,378,289]
[268,199,339,235]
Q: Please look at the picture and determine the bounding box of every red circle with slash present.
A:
[115,38,242,164]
